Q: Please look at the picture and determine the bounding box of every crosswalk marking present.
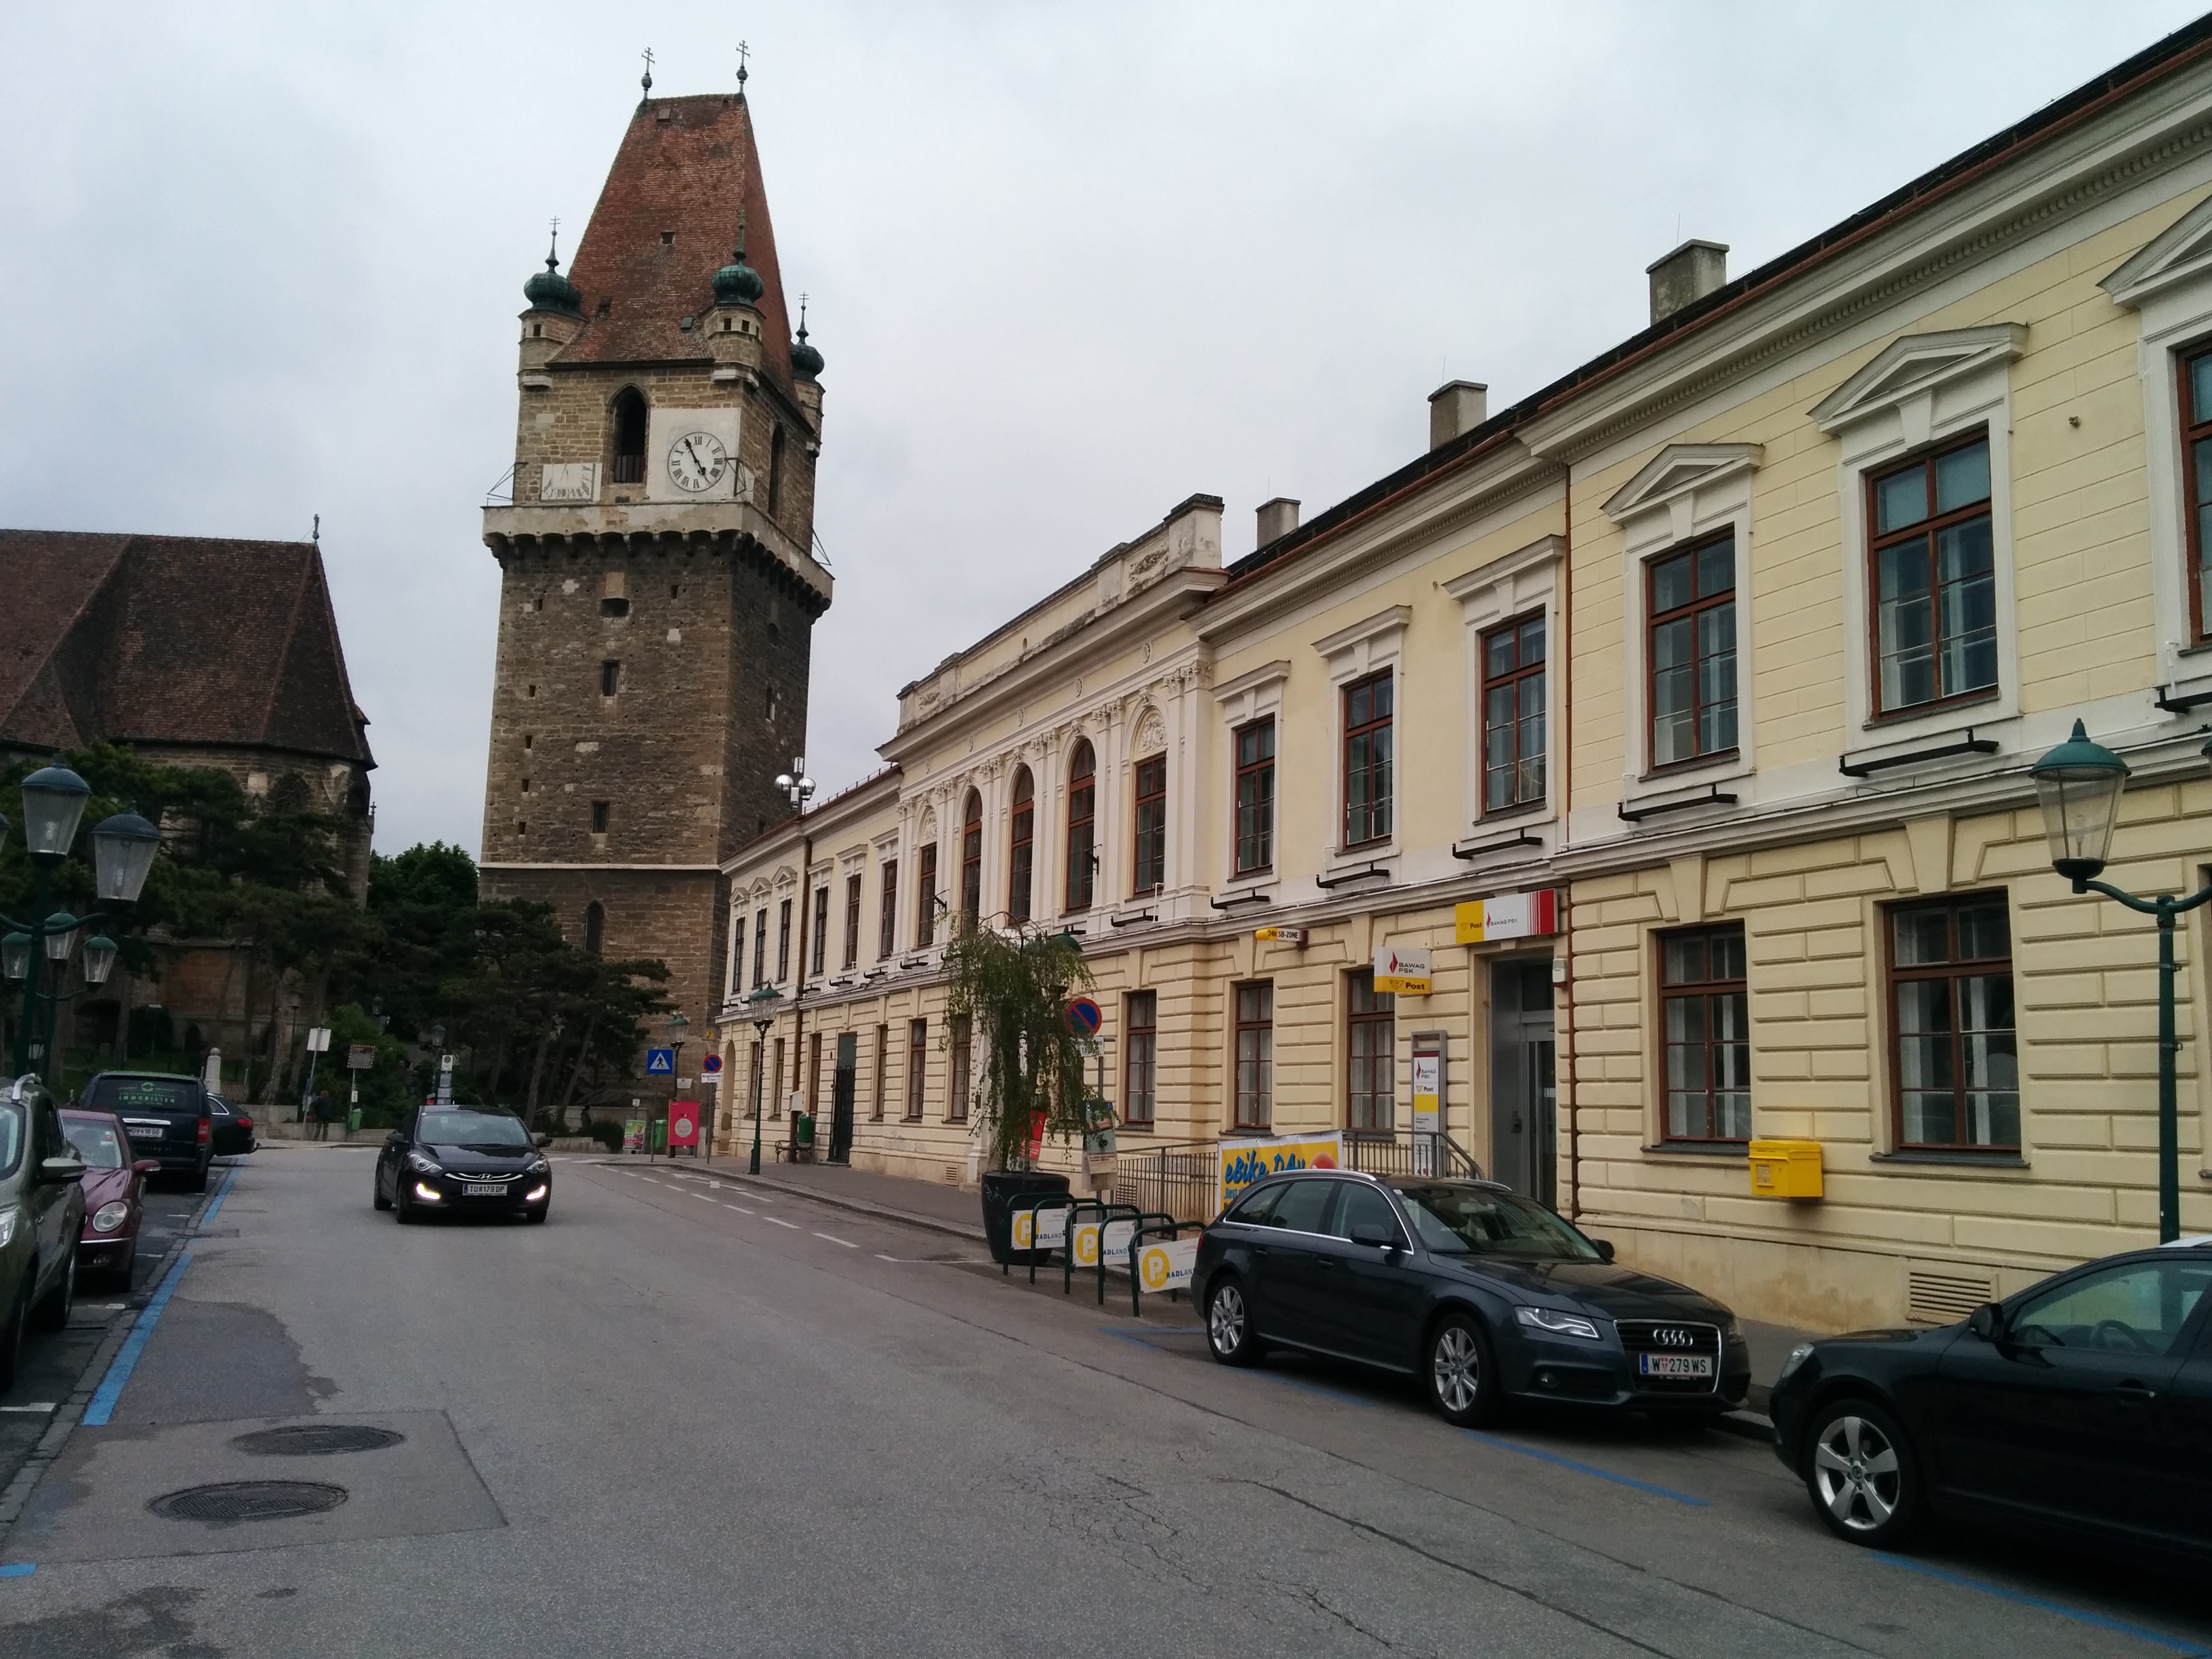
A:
[814,1233,857,1248]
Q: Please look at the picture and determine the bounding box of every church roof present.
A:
[552,94,794,386]
[0,531,375,769]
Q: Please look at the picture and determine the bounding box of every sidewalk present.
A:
[696,1156,987,1242]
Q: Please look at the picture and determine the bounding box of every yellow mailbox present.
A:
[1748,1139,1824,1200]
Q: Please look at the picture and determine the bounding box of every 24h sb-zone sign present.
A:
[1216,1133,1344,1214]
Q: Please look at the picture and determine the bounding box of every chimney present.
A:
[1255,497,1300,547]
[1428,380,1488,449]
[1647,239,1728,324]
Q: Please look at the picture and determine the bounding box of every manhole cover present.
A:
[230,1424,404,1457]
[149,1481,348,1524]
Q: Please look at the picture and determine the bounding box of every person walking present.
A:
[311,1087,335,1141]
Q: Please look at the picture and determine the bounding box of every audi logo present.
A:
[1653,1328,1694,1348]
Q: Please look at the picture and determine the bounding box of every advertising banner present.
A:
[1010,1206,1071,1252]
[667,1101,700,1149]
[1373,945,1432,996]
[622,1116,647,1153]
[1217,1133,1344,1214]
[1137,1237,1199,1293]
[1454,888,1562,945]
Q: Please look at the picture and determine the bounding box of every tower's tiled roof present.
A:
[0,530,375,767]
[552,94,794,386]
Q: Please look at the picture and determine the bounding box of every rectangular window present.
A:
[872,1024,888,1120]
[917,844,938,947]
[747,1041,762,1119]
[807,1031,822,1115]
[1132,754,1166,895]
[1889,895,2018,1151]
[1347,971,1396,1131]
[1869,436,1995,715]
[729,915,745,997]
[1343,672,1393,847]
[906,1019,927,1121]
[1649,534,1736,766]
[949,1015,971,1122]
[1233,718,1275,875]
[1481,612,1547,811]
[1124,991,1157,1128]
[771,1037,785,1118]
[600,660,621,697]
[810,886,829,977]
[879,860,899,958]
[590,800,611,833]
[776,899,792,981]
[843,874,862,970]
[752,907,768,987]
[1234,981,1273,1130]
[2182,350,2212,642]
[1660,926,1750,1143]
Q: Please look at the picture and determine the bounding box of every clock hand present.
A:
[682,437,707,472]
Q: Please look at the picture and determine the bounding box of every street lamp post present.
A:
[1,766,160,1084]
[2030,720,2212,1244]
[745,983,781,1174]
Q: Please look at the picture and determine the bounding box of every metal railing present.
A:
[610,454,646,484]
[1115,1128,1486,1225]
[1340,1128,1486,1181]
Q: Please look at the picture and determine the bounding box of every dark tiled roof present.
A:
[0,530,374,767]
[552,94,794,388]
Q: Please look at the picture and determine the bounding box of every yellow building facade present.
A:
[718,30,2212,1331]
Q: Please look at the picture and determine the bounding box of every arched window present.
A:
[611,389,648,483]
[1008,767,1034,924]
[960,790,983,928]
[583,901,605,956]
[1065,741,1096,913]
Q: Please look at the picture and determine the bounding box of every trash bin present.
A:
[650,1117,668,1154]
[346,1106,362,1134]
[794,1111,815,1161]
[980,1169,1072,1266]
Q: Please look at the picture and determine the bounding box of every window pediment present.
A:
[1601,447,1762,525]
[2102,195,2212,310]
[1313,605,1412,663]
[1809,325,2026,434]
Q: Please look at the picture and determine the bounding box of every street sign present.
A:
[701,1052,724,1075]
[645,1048,676,1076]
[1373,945,1432,996]
[1064,998,1103,1038]
[306,1027,331,1052]
[667,1101,700,1149]
[346,1044,377,1071]
[1254,925,1307,946]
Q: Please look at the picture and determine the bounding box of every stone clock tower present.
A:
[478,87,830,1040]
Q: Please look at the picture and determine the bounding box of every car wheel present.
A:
[373,1171,392,1212]
[394,1183,416,1225]
[1205,1275,1267,1367]
[0,1282,26,1390]
[1425,1312,1502,1427]
[1804,1397,1920,1548]
[30,1250,75,1334]
[188,1159,209,1194]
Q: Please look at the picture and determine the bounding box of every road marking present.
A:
[1462,1430,1708,1508]
[766,1216,800,1229]
[0,1404,55,1414]
[813,1232,857,1248]
[726,1206,756,1216]
[691,1193,716,1202]
[1878,1557,2209,1656]
[197,1164,240,1227]
[0,1563,32,1577]
[83,1250,193,1427]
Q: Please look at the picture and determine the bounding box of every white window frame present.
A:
[1811,325,2025,751]
[1443,535,1562,836]
[1314,607,1410,874]
[1211,659,1290,892]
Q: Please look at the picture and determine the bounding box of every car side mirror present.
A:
[1349,1223,1401,1250]
[535,1134,552,1149]
[1591,1239,1617,1264]
[1967,1302,2005,1342]
[41,1155,86,1184]
[134,1159,159,1175]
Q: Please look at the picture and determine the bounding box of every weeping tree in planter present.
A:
[941,921,1093,1173]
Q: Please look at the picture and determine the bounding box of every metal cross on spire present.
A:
[640,47,655,97]
[736,40,750,95]
[546,216,561,269]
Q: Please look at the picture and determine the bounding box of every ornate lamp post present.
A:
[2,766,159,1082]
[745,983,781,1174]
[2030,720,2212,1243]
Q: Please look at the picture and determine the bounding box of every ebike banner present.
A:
[1137,1237,1199,1293]
[1216,1132,1344,1214]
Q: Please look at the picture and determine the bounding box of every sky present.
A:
[4,1,2206,857]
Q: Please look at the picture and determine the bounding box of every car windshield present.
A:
[1392,1184,1601,1261]
[63,1119,127,1168]
[84,1076,200,1114]
[419,1111,530,1147]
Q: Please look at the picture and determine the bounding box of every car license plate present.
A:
[1637,1353,1713,1379]
[464,1183,506,1197]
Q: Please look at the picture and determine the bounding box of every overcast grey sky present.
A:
[4,2,2204,857]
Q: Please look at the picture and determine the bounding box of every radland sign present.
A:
[1216,1132,1343,1212]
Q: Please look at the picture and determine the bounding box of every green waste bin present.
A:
[650,1117,668,1153]
[347,1107,362,1133]
[794,1111,815,1149]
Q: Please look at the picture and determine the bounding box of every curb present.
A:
[707,1168,987,1243]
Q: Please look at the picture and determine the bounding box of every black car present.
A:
[206,1093,257,1158]
[1195,1170,1750,1425]
[374,1105,551,1223]
[1769,1242,2212,1569]
[79,1071,213,1190]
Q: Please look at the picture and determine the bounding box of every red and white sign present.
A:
[667,1101,701,1149]
[1455,888,1562,945]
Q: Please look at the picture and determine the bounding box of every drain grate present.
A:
[150,1481,348,1524]
[230,1424,404,1457]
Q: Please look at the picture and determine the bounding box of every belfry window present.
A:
[768,424,787,515]
[583,902,605,957]
[611,389,648,484]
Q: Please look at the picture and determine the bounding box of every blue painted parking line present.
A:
[1099,1326,1207,1354]
[1464,1430,1709,1507]
[197,1164,239,1227]
[1879,1557,2209,1656]
[81,1249,192,1428]
[0,1563,33,1578]
[1262,1371,1384,1408]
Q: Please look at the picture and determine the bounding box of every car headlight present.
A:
[413,1182,444,1202]
[1776,1341,1817,1387]
[1721,1315,1744,1343]
[524,1184,548,1202]
[92,1202,131,1233]
[0,1207,16,1249]
[407,1152,443,1175]
[527,1157,550,1174]
[1515,1305,1603,1342]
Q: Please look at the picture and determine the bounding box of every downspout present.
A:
[790,829,813,1133]
[1559,466,1579,1221]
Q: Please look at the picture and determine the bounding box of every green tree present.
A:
[941,922,1092,1171]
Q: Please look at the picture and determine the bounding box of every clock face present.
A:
[666,430,729,493]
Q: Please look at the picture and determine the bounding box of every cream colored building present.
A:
[720,26,2212,1331]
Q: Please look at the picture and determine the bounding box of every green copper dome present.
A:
[524,242,583,316]
[713,212,766,308]
[790,309,823,380]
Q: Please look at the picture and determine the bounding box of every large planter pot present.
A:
[980,1168,1071,1266]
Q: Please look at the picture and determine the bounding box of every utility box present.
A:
[1748,1139,1824,1200]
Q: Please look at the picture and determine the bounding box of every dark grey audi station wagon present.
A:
[1195,1170,1750,1426]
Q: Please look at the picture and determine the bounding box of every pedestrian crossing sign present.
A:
[645,1048,676,1075]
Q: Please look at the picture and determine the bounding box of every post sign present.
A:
[1455,888,1562,945]
[1411,1033,1444,1176]
[1217,1133,1343,1213]
[1064,998,1103,1039]
[346,1044,377,1071]
[1137,1237,1199,1292]
[1373,945,1432,996]
[645,1048,676,1076]
[666,1101,700,1149]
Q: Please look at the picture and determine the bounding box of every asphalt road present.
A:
[0,1146,2207,1658]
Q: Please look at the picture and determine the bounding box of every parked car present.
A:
[373,1105,551,1224]
[206,1092,257,1158]
[1195,1170,1750,1426]
[60,1108,156,1290]
[1769,1242,2212,1570]
[1,1076,87,1388]
[79,1071,212,1190]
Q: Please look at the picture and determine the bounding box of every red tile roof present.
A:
[0,530,374,767]
[552,94,794,388]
